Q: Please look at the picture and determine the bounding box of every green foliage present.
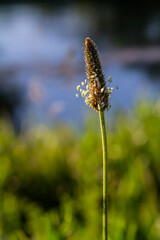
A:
[0,100,160,240]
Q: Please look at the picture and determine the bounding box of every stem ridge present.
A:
[99,110,108,240]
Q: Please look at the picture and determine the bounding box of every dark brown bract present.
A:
[76,37,115,111]
[84,37,110,111]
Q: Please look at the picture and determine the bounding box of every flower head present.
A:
[76,37,117,111]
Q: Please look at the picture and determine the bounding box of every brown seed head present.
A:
[84,37,110,111]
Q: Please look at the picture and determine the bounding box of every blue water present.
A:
[0,5,160,129]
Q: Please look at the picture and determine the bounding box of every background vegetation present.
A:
[0,100,160,240]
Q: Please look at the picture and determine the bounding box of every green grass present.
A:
[0,99,160,240]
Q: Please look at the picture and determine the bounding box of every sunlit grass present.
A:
[0,100,160,239]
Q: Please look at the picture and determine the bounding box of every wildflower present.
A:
[76,37,117,111]
[75,37,119,240]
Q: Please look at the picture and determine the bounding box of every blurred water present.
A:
[0,4,160,130]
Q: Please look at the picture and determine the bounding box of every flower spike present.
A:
[76,37,117,112]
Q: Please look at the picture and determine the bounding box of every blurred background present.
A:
[0,1,160,240]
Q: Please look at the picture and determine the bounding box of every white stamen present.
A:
[77,85,80,91]
[101,88,104,93]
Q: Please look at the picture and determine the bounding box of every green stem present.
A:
[99,110,108,240]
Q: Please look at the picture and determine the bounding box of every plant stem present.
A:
[99,110,108,240]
